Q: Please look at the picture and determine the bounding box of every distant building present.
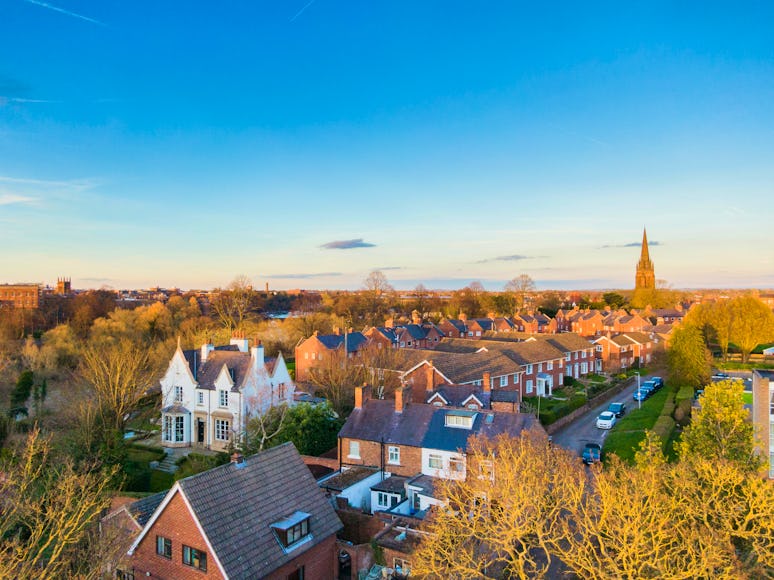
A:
[55,277,72,295]
[635,228,656,290]
[0,283,40,308]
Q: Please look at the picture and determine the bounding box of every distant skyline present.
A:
[2,2,773,291]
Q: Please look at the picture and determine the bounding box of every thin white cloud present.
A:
[0,193,36,206]
[23,0,105,26]
[290,0,317,22]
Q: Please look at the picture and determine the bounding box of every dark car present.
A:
[608,402,627,417]
[651,376,664,389]
[582,443,602,464]
[640,381,656,397]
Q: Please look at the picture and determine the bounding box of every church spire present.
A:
[635,227,655,290]
[640,228,650,263]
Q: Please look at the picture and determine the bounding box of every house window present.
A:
[318,353,322,360]
[278,382,286,399]
[272,512,312,550]
[574,351,579,359]
[197,391,204,405]
[287,567,305,580]
[565,353,571,361]
[348,441,360,459]
[215,419,230,441]
[596,345,603,352]
[388,446,400,464]
[479,460,495,481]
[377,492,398,508]
[526,380,533,394]
[513,374,519,384]
[445,413,474,429]
[499,375,508,387]
[428,454,443,469]
[581,362,588,374]
[311,352,316,360]
[156,536,171,559]
[174,386,183,403]
[538,363,543,373]
[175,416,184,442]
[182,545,207,571]
[547,361,553,371]
[526,364,533,374]
[163,415,185,443]
[449,457,465,474]
[582,350,587,358]
[304,352,308,359]
[219,390,229,407]
[394,558,411,576]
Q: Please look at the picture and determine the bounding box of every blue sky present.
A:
[1,1,773,291]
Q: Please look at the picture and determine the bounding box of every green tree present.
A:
[603,291,627,309]
[10,369,34,408]
[667,324,711,389]
[729,295,774,363]
[678,379,760,471]
[244,402,343,456]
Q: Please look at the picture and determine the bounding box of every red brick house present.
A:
[593,332,653,373]
[437,318,468,338]
[126,444,342,579]
[294,330,368,382]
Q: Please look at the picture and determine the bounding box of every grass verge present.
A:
[603,387,673,463]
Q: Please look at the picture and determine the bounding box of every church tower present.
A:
[635,228,655,290]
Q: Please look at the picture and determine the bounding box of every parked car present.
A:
[640,381,656,397]
[596,411,617,430]
[651,377,664,389]
[582,443,602,464]
[633,389,648,402]
[608,402,627,418]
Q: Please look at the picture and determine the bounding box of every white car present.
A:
[596,411,616,430]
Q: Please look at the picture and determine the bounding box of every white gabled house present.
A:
[159,336,294,451]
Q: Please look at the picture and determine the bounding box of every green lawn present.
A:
[742,392,753,405]
[603,387,673,463]
[126,446,165,464]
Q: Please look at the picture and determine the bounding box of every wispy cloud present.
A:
[265,272,342,279]
[0,193,37,206]
[0,96,59,106]
[377,266,403,271]
[476,254,537,264]
[600,241,662,249]
[23,0,105,26]
[289,0,317,22]
[320,238,376,250]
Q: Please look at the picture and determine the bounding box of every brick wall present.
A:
[265,534,337,580]
[131,491,225,579]
[340,438,423,476]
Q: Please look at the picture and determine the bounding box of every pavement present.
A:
[551,373,657,457]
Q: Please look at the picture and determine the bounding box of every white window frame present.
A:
[526,379,533,394]
[388,446,400,464]
[348,441,360,459]
[526,364,533,375]
[219,389,229,407]
[499,375,508,387]
[215,419,230,441]
[428,454,443,469]
[197,391,204,405]
[174,385,183,403]
[547,361,553,371]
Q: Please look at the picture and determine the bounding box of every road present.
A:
[551,374,656,457]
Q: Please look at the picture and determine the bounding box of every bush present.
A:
[563,376,578,387]
[652,416,676,447]
[661,392,676,417]
[122,461,152,492]
[675,386,694,404]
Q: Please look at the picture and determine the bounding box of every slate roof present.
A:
[542,334,594,353]
[435,338,564,365]
[442,319,468,333]
[371,475,409,494]
[429,385,490,408]
[490,389,519,403]
[195,350,252,392]
[127,492,166,528]
[316,332,368,353]
[340,401,540,454]
[176,443,342,578]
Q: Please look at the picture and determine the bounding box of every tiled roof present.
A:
[622,331,652,344]
[178,443,342,579]
[431,385,491,408]
[317,332,368,353]
[610,335,636,347]
[340,400,540,454]
[195,350,252,392]
[542,334,594,353]
[371,475,409,494]
[435,338,563,365]
[128,492,166,528]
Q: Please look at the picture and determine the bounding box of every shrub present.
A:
[675,386,693,404]
[673,399,692,427]
[653,416,676,447]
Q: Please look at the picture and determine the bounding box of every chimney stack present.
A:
[426,360,436,393]
[251,340,265,371]
[333,326,341,336]
[411,310,421,325]
[459,312,467,322]
[395,385,412,414]
[483,372,491,393]
[354,383,371,410]
[201,342,215,363]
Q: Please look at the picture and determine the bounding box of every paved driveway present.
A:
[551,374,656,457]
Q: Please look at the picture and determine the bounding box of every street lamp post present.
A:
[635,371,641,409]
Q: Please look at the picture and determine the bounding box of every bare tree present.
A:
[210,275,257,332]
[80,339,157,452]
[0,428,117,579]
[505,274,536,311]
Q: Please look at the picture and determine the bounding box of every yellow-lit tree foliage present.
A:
[0,428,117,579]
[412,429,584,579]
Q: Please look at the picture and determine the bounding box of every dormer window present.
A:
[445,411,475,429]
[272,511,312,551]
